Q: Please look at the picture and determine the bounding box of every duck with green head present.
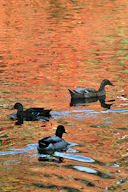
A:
[37,125,69,154]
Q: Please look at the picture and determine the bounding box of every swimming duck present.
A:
[68,79,114,99]
[37,125,69,154]
[12,102,51,122]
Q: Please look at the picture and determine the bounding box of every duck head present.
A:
[102,79,114,86]
[13,103,23,110]
[99,79,114,91]
[56,125,66,138]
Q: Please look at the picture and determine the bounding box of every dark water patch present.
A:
[117,127,128,130]
[32,183,81,192]
[117,138,128,144]
[43,173,51,178]
[0,139,2,146]
[43,173,64,180]
[0,134,9,139]
[76,178,95,187]
[32,183,56,190]
[94,160,117,167]
[105,186,117,191]
[53,174,64,180]
[62,186,82,192]
[66,165,114,179]
[116,156,128,167]
[90,125,105,128]
[0,70,5,73]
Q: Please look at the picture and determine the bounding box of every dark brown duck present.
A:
[68,79,115,99]
[13,102,51,123]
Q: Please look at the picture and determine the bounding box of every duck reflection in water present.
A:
[38,155,64,163]
[70,96,114,109]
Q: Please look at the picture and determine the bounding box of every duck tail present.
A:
[68,89,74,96]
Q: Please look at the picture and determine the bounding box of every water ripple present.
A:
[73,165,97,173]
[51,109,128,119]
[54,152,95,163]
[0,143,37,156]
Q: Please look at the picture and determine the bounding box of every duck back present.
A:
[38,136,68,154]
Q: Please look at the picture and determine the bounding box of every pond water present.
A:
[0,0,128,191]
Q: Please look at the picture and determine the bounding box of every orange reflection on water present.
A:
[0,0,128,191]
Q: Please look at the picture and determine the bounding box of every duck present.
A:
[37,125,69,154]
[12,102,51,123]
[68,79,114,99]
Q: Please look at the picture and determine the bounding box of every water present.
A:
[0,0,128,191]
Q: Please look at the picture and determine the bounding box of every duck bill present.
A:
[109,82,115,86]
[111,83,115,86]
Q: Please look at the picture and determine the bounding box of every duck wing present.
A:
[38,136,68,154]
[38,136,62,148]
[25,108,51,117]
[39,109,51,117]
[25,108,44,115]
[29,108,45,112]
[75,88,97,94]
[23,110,38,121]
